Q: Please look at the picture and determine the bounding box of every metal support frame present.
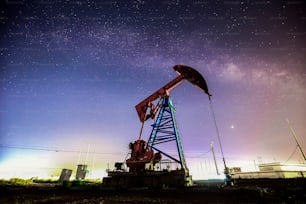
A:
[147,95,187,170]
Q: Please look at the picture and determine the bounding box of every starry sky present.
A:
[0,0,306,180]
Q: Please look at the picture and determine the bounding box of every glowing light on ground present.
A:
[0,152,54,180]
[86,169,107,180]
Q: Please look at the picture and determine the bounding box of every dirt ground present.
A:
[0,183,305,204]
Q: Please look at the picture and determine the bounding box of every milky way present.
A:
[0,1,305,179]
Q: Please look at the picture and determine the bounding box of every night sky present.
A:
[1,0,305,180]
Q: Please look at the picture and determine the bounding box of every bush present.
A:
[9,178,33,185]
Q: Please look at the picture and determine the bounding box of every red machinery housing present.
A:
[126,139,161,171]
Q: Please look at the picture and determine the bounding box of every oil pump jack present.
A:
[103,65,213,188]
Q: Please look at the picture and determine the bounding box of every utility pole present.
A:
[210,141,220,175]
[286,119,306,163]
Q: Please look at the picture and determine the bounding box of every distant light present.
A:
[230,125,235,129]
[281,164,306,171]
[0,153,52,180]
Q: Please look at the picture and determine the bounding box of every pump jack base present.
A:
[102,169,193,189]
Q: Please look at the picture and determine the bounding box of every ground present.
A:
[0,179,305,203]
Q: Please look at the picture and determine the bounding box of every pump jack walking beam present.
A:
[135,65,211,123]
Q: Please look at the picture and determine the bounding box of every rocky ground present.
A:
[0,180,305,203]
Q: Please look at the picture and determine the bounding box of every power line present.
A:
[0,144,215,159]
[0,144,123,155]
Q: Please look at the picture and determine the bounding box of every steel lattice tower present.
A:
[147,95,187,170]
